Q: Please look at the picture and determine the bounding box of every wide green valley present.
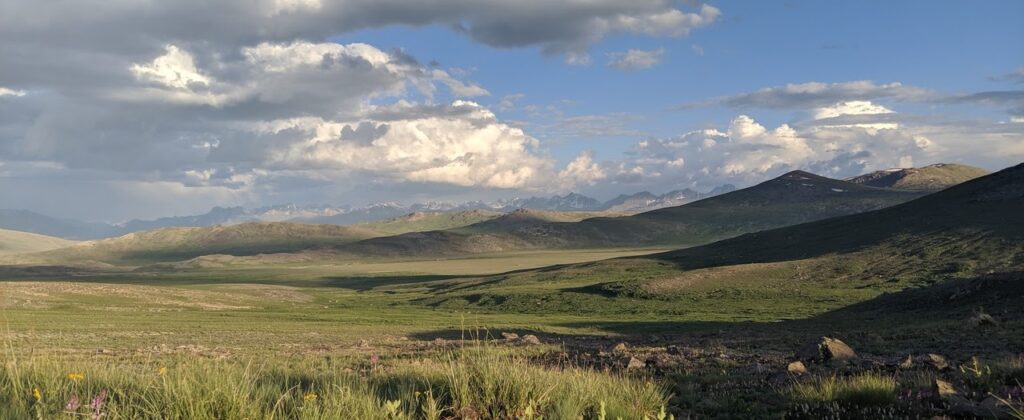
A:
[2,164,1022,418]
[3,3,1023,418]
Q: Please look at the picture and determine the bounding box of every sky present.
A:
[0,0,1022,221]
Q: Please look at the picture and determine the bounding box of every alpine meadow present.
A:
[1,1,1023,419]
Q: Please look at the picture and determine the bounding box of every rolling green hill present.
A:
[347,171,926,256]
[5,222,382,265]
[359,210,503,235]
[0,229,78,256]
[407,163,1024,315]
[0,170,945,266]
[846,163,989,191]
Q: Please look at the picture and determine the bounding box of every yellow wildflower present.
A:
[67,372,85,382]
[32,387,41,402]
[303,392,317,401]
[158,366,168,376]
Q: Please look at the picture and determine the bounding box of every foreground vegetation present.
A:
[1,342,669,419]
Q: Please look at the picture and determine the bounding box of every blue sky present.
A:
[330,0,1023,173]
[338,1,1021,120]
[1,0,1022,220]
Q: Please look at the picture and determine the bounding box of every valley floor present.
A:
[2,248,1022,418]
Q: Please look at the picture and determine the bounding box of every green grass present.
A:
[789,374,898,406]
[0,341,668,419]
[0,164,1021,418]
[360,210,503,236]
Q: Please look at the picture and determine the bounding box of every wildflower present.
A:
[32,387,42,402]
[91,389,107,419]
[158,366,167,376]
[68,372,86,382]
[303,392,318,401]
[65,394,81,412]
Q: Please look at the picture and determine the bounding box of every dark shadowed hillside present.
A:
[347,171,926,256]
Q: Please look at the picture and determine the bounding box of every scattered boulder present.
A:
[787,361,808,375]
[611,342,629,354]
[626,357,646,370]
[500,332,520,341]
[796,337,857,364]
[519,335,542,346]
[933,379,957,399]
[917,353,951,371]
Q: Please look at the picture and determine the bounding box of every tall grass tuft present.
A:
[789,373,898,407]
[0,343,669,419]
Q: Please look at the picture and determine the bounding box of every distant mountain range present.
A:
[5,163,998,266]
[0,163,988,241]
[0,186,737,239]
[348,170,926,257]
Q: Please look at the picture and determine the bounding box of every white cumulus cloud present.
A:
[607,48,665,71]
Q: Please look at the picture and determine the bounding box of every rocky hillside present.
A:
[847,163,988,191]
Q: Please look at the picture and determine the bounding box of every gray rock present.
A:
[626,357,646,370]
[519,334,541,345]
[934,378,957,399]
[500,332,519,341]
[796,337,857,363]
[787,361,808,375]
[918,353,950,371]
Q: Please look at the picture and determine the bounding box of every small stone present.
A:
[934,379,957,399]
[918,353,950,371]
[796,337,857,364]
[611,342,629,354]
[519,334,541,345]
[96,348,111,354]
[500,332,519,341]
[787,361,807,375]
[899,355,913,369]
[626,357,646,370]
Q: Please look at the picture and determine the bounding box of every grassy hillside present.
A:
[847,162,989,191]
[0,171,926,265]
[6,222,382,265]
[408,163,1023,315]
[0,228,77,256]
[359,209,503,235]
[348,171,925,256]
